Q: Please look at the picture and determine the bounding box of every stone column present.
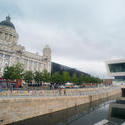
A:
[36,62,39,71]
[11,36,14,42]
[1,33,5,40]
[7,34,10,41]
[9,35,12,42]
[5,33,7,40]
[27,59,29,71]
[32,61,34,71]
[0,32,2,38]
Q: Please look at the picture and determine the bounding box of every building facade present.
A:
[0,16,51,76]
[106,59,125,79]
[106,58,125,88]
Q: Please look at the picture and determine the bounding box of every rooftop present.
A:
[0,16,15,29]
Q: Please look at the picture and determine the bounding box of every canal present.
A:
[9,95,123,125]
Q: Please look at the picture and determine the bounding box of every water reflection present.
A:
[9,95,120,125]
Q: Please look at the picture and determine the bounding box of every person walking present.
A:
[64,89,66,95]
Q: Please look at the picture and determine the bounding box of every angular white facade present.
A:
[0,16,51,76]
[106,59,125,78]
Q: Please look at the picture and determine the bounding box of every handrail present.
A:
[0,86,120,97]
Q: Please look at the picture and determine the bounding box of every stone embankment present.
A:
[0,86,121,125]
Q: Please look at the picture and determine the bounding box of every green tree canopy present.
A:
[34,71,41,83]
[83,75,102,84]
[42,70,51,83]
[51,72,62,84]
[23,71,34,83]
[71,73,78,84]
[3,63,24,81]
[62,71,71,83]
[77,75,84,85]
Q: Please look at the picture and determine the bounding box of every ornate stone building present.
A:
[0,16,51,76]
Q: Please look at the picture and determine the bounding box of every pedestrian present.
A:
[64,89,66,95]
[58,87,62,95]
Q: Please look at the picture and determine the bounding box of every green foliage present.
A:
[50,71,102,85]
[3,63,24,81]
[62,71,71,83]
[71,73,78,84]
[34,70,51,83]
[83,75,92,83]
[3,66,14,80]
[23,71,34,83]
[42,70,51,83]
[83,75,102,84]
[51,72,62,84]
[77,75,84,85]
[34,71,42,83]
[3,63,102,85]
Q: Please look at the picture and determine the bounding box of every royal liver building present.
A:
[0,16,51,76]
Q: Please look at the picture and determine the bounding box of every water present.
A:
[68,102,112,125]
[9,95,123,125]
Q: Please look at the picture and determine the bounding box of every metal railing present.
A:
[0,86,120,97]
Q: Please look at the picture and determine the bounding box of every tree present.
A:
[62,71,71,83]
[77,75,84,85]
[3,66,15,81]
[23,71,34,83]
[42,70,51,83]
[71,73,78,84]
[83,75,102,84]
[34,71,43,85]
[83,75,89,83]
[51,72,62,84]
[34,71,41,83]
[3,63,24,81]
[14,63,24,79]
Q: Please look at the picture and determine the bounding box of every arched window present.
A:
[5,33,7,40]
[0,32,2,37]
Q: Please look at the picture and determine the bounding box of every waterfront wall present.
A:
[0,87,121,125]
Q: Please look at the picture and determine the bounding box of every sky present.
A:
[0,0,125,78]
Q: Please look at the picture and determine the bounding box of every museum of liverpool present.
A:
[106,59,125,85]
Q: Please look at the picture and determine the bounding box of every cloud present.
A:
[1,0,125,78]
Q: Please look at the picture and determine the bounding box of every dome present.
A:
[0,16,15,29]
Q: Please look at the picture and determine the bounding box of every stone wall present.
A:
[0,87,121,125]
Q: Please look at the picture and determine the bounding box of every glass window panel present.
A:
[109,63,125,72]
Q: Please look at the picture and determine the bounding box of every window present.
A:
[109,63,125,73]
[0,53,3,57]
[5,33,8,40]
[16,57,19,62]
[0,32,2,37]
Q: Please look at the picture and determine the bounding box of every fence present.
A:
[0,86,120,97]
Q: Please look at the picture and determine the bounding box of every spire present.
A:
[6,16,11,22]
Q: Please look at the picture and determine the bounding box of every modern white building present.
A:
[0,16,51,76]
[106,58,125,81]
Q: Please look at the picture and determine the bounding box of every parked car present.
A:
[58,85,65,89]
[73,85,79,88]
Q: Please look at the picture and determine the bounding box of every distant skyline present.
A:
[1,0,125,78]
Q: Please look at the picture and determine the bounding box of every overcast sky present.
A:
[1,0,125,78]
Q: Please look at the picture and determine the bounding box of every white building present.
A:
[0,16,51,76]
[106,58,125,82]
